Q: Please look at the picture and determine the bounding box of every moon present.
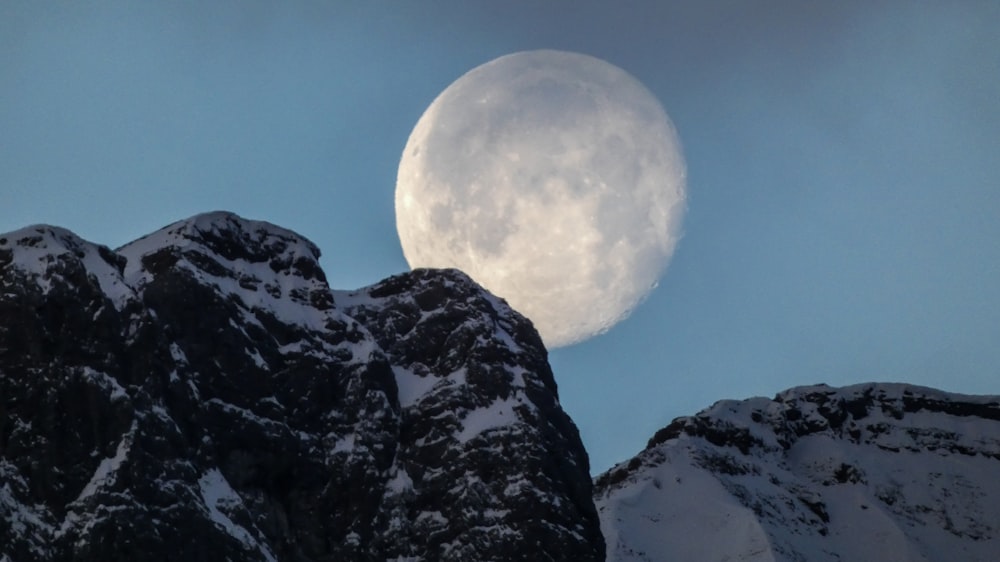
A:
[395,50,686,348]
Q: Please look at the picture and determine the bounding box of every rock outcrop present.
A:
[0,212,604,561]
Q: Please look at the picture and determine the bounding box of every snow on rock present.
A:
[75,422,135,503]
[198,469,277,562]
[78,367,129,403]
[1,212,604,561]
[595,382,1000,561]
[117,211,338,331]
[0,224,134,309]
[336,268,604,560]
[455,397,527,444]
[0,461,56,560]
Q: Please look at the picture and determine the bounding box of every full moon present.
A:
[396,50,686,348]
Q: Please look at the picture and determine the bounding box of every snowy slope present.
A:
[595,383,1000,561]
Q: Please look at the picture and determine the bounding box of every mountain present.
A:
[0,212,604,561]
[594,383,1000,561]
[3,212,998,562]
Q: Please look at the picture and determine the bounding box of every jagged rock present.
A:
[0,212,604,561]
[337,269,602,560]
[594,383,1000,561]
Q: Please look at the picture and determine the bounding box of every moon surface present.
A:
[395,50,686,348]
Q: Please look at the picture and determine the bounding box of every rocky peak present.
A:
[637,383,1000,458]
[0,224,133,310]
[336,268,603,559]
[0,212,604,561]
[336,267,556,401]
[119,211,333,320]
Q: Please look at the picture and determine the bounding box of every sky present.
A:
[2,1,998,474]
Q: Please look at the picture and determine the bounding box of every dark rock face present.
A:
[337,270,603,560]
[0,212,604,561]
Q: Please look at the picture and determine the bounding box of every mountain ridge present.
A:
[596,381,1000,561]
[2,211,997,561]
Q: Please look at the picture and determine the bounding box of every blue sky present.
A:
[2,2,998,474]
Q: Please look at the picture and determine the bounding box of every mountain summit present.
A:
[0,212,603,561]
[596,382,1000,561]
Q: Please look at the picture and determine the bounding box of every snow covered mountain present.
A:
[0,212,602,561]
[595,383,1000,561]
[2,211,997,561]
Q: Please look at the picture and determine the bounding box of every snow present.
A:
[331,434,355,454]
[0,475,55,557]
[385,467,414,494]
[117,211,338,332]
[392,367,440,408]
[198,468,277,562]
[75,422,135,502]
[346,335,379,365]
[597,383,1000,561]
[149,405,181,433]
[206,398,285,431]
[78,367,129,403]
[169,342,187,364]
[481,292,524,352]
[393,366,471,409]
[246,347,267,370]
[330,288,380,310]
[416,510,449,526]
[455,397,523,444]
[1,225,134,309]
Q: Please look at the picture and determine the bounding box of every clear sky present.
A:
[2,2,998,474]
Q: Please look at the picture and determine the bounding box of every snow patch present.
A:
[394,368,438,408]
[385,467,414,495]
[79,367,129,403]
[75,422,135,502]
[198,469,277,562]
[456,397,523,444]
